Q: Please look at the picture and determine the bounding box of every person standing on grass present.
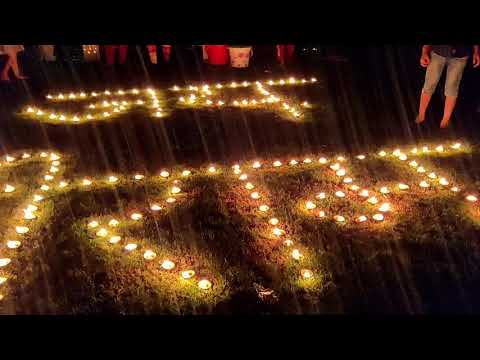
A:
[416,44,480,128]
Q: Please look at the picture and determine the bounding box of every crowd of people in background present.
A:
[0,44,298,84]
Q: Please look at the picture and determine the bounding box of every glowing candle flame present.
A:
[151,204,162,211]
[6,155,15,162]
[409,161,418,168]
[466,195,478,202]
[96,228,108,237]
[351,185,360,191]
[379,203,391,212]
[24,210,36,220]
[417,166,426,173]
[356,155,365,160]
[161,259,175,270]
[343,177,353,184]
[334,215,345,223]
[359,190,369,197]
[171,186,181,194]
[301,269,313,279]
[160,171,170,178]
[318,210,326,217]
[198,279,212,290]
[166,197,176,203]
[399,154,407,161]
[306,201,316,210]
[272,227,284,236]
[428,172,437,179]
[40,185,50,191]
[303,158,312,164]
[259,205,269,212]
[251,192,260,200]
[273,161,282,167]
[253,161,261,169]
[7,240,21,249]
[380,187,389,194]
[379,150,387,157]
[34,195,43,202]
[108,176,118,183]
[239,174,248,181]
[419,181,430,188]
[134,174,144,180]
[330,163,340,171]
[0,259,11,267]
[245,182,254,190]
[290,159,298,165]
[319,157,328,164]
[182,170,191,177]
[130,213,142,221]
[4,184,15,193]
[88,220,99,229]
[22,153,31,159]
[26,204,38,212]
[357,215,368,222]
[439,178,449,186]
[451,143,461,150]
[108,219,119,227]
[269,218,279,225]
[436,145,444,152]
[398,183,409,190]
[182,270,195,279]
[335,191,346,198]
[316,192,326,199]
[82,179,92,186]
[292,249,302,260]
[367,197,378,205]
[124,243,137,251]
[451,186,459,192]
[373,214,384,221]
[109,236,121,244]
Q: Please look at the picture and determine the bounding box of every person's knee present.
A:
[445,77,462,97]
[422,81,438,95]
[444,84,460,97]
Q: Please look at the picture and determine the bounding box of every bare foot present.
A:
[440,118,450,128]
[415,114,425,124]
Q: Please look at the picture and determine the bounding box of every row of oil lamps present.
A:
[86,210,213,291]
[43,77,318,101]
[0,151,62,302]
[232,163,315,281]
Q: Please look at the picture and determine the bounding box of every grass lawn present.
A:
[1,74,480,314]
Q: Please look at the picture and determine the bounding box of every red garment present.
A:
[104,45,128,65]
[162,45,172,63]
[205,45,229,65]
[147,45,157,64]
[277,45,295,65]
